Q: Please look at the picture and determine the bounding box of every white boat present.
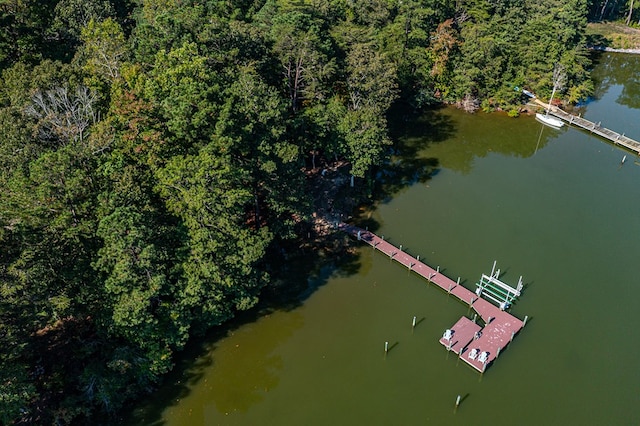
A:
[537,75,565,128]
[536,112,564,128]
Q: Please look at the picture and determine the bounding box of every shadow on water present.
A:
[367,104,454,206]
[269,103,457,312]
[263,241,363,311]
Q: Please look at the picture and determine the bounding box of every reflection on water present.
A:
[394,107,561,175]
[591,53,640,110]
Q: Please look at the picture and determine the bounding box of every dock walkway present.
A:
[340,223,524,373]
[533,98,640,154]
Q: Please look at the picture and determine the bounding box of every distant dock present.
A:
[340,223,526,373]
[532,99,640,154]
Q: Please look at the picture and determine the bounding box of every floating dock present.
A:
[340,223,526,373]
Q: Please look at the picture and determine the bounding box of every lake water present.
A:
[127,53,640,426]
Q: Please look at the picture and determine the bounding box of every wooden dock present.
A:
[533,99,640,154]
[340,223,525,373]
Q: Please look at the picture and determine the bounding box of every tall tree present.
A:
[346,42,399,113]
[268,10,334,113]
[77,18,127,85]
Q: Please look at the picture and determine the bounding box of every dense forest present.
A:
[0,0,607,423]
[588,0,640,24]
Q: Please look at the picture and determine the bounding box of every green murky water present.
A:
[128,53,640,426]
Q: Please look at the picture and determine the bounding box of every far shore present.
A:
[588,45,640,54]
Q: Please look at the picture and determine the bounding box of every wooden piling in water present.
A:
[340,223,527,374]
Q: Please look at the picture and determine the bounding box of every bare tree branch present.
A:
[25,86,98,146]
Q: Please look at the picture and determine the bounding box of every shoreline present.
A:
[588,45,640,54]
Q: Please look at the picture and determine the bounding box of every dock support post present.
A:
[400,244,402,251]
[472,314,477,323]
[497,347,501,358]
[491,260,496,277]
[385,341,389,354]
[417,255,420,262]
[437,265,440,273]
[455,395,461,408]
[523,315,529,326]
[511,331,515,341]
[448,283,452,294]
[412,316,416,331]
[469,297,473,307]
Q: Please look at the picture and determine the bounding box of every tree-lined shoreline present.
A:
[0,0,624,423]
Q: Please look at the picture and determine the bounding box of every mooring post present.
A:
[472,314,477,323]
[491,260,497,277]
[417,255,420,262]
[437,265,440,273]
[448,283,452,294]
[412,316,416,330]
[385,341,389,354]
[523,315,529,326]
[511,331,515,341]
[497,347,501,358]
[400,244,402,251]
[455,395,461,408]
[469,297,473,307]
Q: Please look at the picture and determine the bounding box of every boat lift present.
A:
[475,261,524,310]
